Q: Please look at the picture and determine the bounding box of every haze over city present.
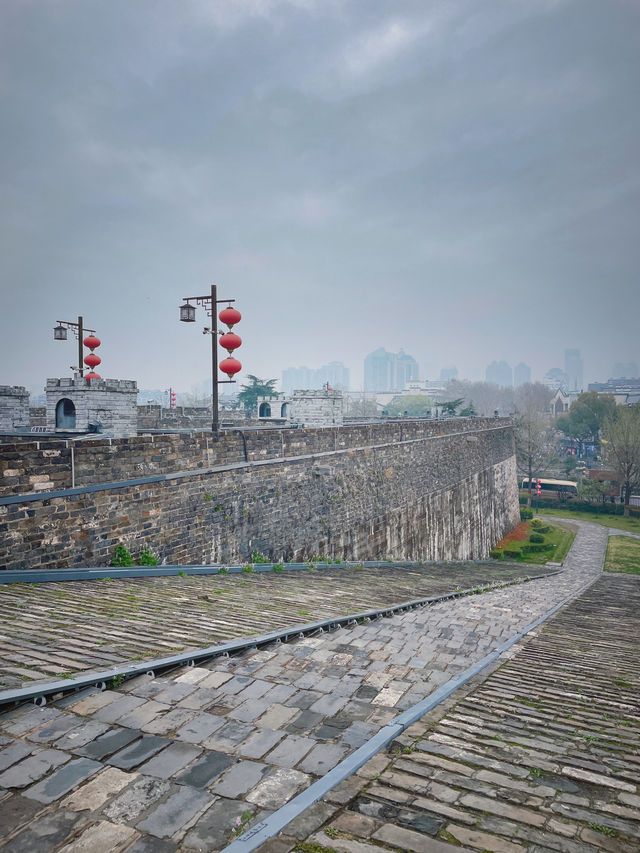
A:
[1,0,639,395]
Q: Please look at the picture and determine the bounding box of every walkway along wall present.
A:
[0,419,520,569]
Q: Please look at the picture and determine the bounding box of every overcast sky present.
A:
[1,0,639,396]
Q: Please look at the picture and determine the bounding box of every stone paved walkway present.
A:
[292,571,640,853]
[0,522,606,852]
[0,561,547,689]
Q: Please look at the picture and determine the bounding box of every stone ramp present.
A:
[0,561,547,689]
[0,521,607,851]
[289,572,640,853]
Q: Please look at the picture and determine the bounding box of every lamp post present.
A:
[179,284,241,433]
[53,317,97,378]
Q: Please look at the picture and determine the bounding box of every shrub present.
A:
[250,550,270,563]
[520,508,534,520]
[531,520,550,533]
[489,549,503,560]
[529,533,545,544]
[526,543,555,553]
[504,548,522,559]
[137,548,158,566]
[111,544,134,567]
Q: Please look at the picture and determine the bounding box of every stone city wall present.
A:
[0,418,519,569]
[136,406,254,431]
[0,386,30,432]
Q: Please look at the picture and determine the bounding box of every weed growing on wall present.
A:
[110,544,159,567]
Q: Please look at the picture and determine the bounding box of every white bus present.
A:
[521,478,578,498]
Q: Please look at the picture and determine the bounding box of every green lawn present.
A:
[538,507,640,535]
[604,536,640,575]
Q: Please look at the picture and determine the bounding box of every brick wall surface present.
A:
[0,418,519,569]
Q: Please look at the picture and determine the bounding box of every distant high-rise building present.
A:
[395,350,419,389]
[485,361,513,388]
[543,368,568,392]
[440,366,458,382]
[513,362,531,387]
[281,362,349,395]
[612,361,639,379]
[564,349,583,393]
[364,348,419,392]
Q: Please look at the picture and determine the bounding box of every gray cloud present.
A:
[1,0,639,394]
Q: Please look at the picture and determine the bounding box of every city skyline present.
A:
[25,346,632,400]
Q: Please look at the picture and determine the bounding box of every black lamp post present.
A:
[179,284,239,433]
[53,316,96,377]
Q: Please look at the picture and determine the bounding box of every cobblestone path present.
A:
[0,522,606,852]
[0,561,549,689]
[296,572,640,853]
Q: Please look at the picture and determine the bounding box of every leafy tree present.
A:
[237,375,277,414]
[564,454,578,477]
[459,402,477,418]
[440,398,464,416]
[386,395,432,417]
[556,392,616,443]
[603,406,640,516]
[578,478,607,504]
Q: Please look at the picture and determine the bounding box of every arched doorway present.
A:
[56,398,76,429]
[280,403,288,418]
[259,402,272,417]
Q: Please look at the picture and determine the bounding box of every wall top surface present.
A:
[46,378,138,392]
[0,386,28,397]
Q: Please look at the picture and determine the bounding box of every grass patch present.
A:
[539,507,640,534]
[588,823,617,837]
[604,536,640,575]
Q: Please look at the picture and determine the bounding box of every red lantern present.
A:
[85,371,101,381]
[83,335,101,350]
[219,307,241,329]
[219,357,242,377]
[84,353,101,368]
[219,332,242,354]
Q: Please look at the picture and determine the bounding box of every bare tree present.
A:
[512,384,552,506]
[603,406,640,516]
[514,382,552,416]
[344,395,380,418]
[514,411,549,506]
[445,379,514,417]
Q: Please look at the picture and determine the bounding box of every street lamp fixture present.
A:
[53,316,97,378]
[178,284,241,433]
[179,303,196,323]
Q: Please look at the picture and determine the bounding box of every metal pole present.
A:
[78,316,84,377]
[211,284,219,434]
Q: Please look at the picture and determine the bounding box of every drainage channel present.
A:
[0,570,557,709]
[0,559,426,585]
[221,570,599,853]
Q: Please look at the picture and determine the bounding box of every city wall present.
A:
[0,419,519,569]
